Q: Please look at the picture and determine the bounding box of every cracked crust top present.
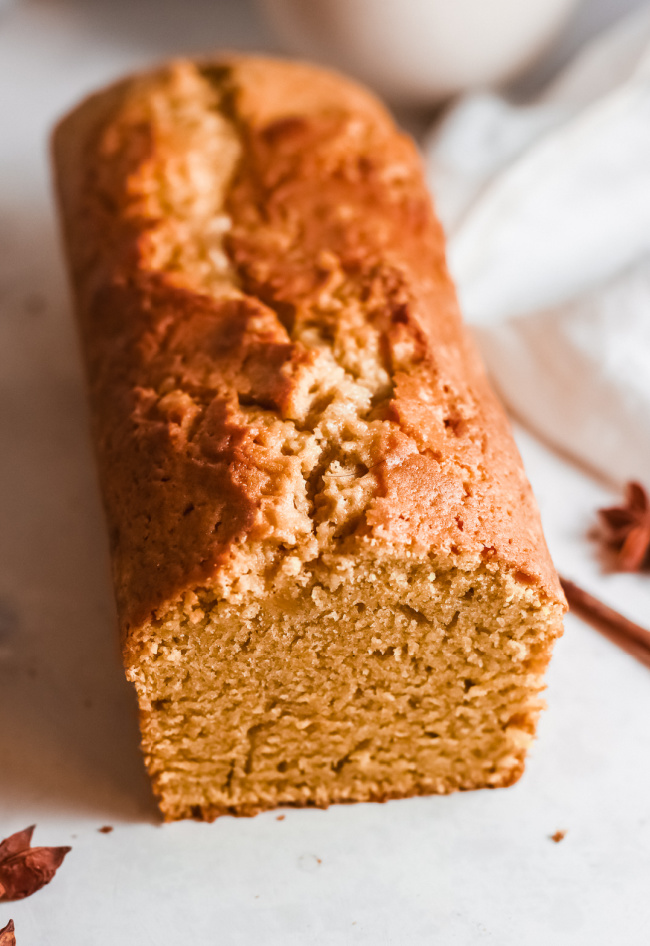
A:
[52,56,564,640]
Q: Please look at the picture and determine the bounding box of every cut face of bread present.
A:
[53,57,565,821]
[129,557,560,820]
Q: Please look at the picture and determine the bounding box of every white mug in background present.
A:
[259,0,581,105]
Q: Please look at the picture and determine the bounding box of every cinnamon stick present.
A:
[560,576,650,670]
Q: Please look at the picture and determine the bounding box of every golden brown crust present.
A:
[52,56,565,644]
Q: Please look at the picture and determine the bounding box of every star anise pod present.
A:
[0,826,71,902]
[0,920,15,946]
[598,481,650,572]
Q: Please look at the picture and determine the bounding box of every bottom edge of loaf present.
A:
[155,761,526,822]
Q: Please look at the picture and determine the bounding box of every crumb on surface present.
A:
[550,830,566,843]
[98,826,114,834]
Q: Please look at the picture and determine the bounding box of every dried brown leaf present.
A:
[618,524,650,572]
[627,481,648,512]
[0,828,34,862]
[0,920,15,946]
[597,481,650,572]
[0,827,71,902]
[599,507,634,531]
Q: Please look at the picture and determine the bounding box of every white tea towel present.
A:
[425,6,650,485]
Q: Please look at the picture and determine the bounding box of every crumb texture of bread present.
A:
[52,57,565,820]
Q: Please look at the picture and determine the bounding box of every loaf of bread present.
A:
[52,56,565,821]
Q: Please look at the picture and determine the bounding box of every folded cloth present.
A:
[425,7,650,485]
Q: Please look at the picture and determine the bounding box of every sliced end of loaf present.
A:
[126,555,562,820]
